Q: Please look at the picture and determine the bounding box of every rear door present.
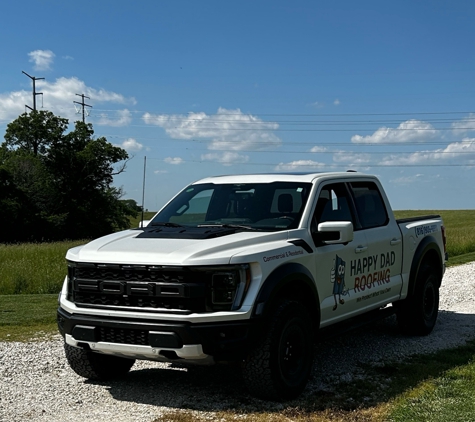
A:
[348,181,403,308]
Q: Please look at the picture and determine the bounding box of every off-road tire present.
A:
[241,300,314,401]
[396,264,440,336]
[64,343,135,380]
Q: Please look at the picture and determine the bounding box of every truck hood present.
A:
[66,226,290,266]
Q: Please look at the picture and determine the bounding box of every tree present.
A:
[43,121,133,238]
[4,111,68,156]
[1,112,135,242]
[0,167,32,242]
[120,199,143,213]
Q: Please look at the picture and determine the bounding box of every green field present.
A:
[0,240,87,295]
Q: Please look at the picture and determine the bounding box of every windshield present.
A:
[151,182,312,231]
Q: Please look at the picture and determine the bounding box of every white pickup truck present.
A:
[57,171,447,400]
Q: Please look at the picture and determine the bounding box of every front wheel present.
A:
[64,343,135,380]
[395,265,440,336]
[241,301,314,401]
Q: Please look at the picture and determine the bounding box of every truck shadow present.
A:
[92,310,475,415]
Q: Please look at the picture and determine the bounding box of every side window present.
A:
[314,183,354,225]
[350,182,388,229]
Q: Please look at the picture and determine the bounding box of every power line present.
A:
[5,106,474,119]
[144,157,475,168]
[83,109,475,117]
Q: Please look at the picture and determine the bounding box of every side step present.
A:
[317,306,396,341]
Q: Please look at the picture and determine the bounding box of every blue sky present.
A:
[1,0,475,210]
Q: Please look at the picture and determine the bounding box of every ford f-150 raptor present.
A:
[57,171,447,400]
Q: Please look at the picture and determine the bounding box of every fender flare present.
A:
[408,235,443,297]
[251,262,320,324]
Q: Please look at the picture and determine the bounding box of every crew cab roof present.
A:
[192,171,373,185]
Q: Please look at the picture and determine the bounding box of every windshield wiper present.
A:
[150,221,183,228]
[197,224,260,231]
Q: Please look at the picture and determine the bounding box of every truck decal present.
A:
[354,269,391,292]
[262,249,304,262]
[415,224,438,238]
[350,252,395,277]
[350,252,395,292]
[331,255,348,310]
[356,287,392,303]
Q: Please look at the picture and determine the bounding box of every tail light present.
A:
[441,225,447,259]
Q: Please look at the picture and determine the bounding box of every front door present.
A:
[311,182,370,327]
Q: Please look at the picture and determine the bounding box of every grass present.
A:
[384,343,475,422]
[0,240,87,295]
[0,294,58,341]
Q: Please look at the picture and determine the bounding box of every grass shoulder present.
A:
[0,294,58,342]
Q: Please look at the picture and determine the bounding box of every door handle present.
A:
[355,245,368,253]
[390,238,402,246]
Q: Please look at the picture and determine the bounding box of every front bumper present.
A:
[57,307,258,363]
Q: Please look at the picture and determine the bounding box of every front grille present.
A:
[69,263,208,313]
[98,327,149,345]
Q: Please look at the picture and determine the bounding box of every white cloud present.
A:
[334,99,340,106]
[118,138,143,152]
[97,109,132,127]
[0,76,136,125]
[333,138,475,167]
[274,160,326,171]
[333,151,373,165]
[452,113,475,135]
[164,157,184,165]
[390,174,424,185]
[0,90,31,123]
[380,139,475,166]
[143,107,281,154]
[201,152,249,166]
[310,146,328,153]
[351,119,438,144]
[154,169,168,174]
[310,101,324,108]
[28,50,55,71]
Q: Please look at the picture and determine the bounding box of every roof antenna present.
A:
[140,156,147,228]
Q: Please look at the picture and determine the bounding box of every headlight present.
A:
[66,261,76,301]
[209,265,251,311]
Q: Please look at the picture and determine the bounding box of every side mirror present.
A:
[139,220,150,228]
[317,221,353,244]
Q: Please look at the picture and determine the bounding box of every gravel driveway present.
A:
[2,262,475,422]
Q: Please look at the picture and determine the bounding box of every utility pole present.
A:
[74,93,92,123]
[22,71,44,112]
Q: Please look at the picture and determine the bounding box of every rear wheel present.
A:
[242,300,314,401]
[396,265,440,336]
[64,343,135,380]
